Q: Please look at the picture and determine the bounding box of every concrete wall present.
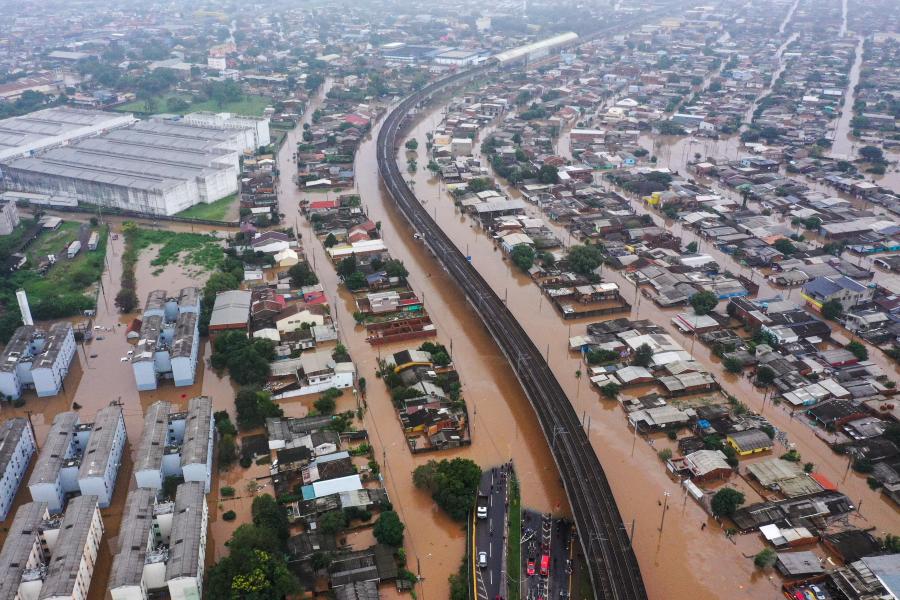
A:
[29,480,64,513]
[133,361,157,391]
[134,467,163,490]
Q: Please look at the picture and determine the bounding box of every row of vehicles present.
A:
[525,554,550,577]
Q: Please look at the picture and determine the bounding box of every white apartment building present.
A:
[77,405,127,508]
[0,418,37,520]
[0,323,76,401]
[29,407,126,513]
[131,288,201,391]
[133,397,214,493]
[0,496,104,600]
[108,483,208,600]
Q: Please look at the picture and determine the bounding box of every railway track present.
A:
[373,10,698,598]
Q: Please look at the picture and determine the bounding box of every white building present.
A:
[0,106,135,163]
[165,482,208,600]
[77,405,126,508]
[133,397,214,493]
[0,418,37,520]
[37,495,104,600]
[0,323,76,401]
[28,411,83,513]
[1,119,242,217]
[29,407,126,513]
[0,496,105,600]
[131,288,201,391]
[108,482,208,600]
[0,198,19,235]
[182,111,270,152]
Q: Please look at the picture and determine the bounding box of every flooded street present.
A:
[277,107,561,598]
[358,95,900,598]
[830,36,864,159]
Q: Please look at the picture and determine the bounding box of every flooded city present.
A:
[0,0,898,599]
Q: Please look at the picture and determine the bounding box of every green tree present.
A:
[600,382,621,399]
[690,290,718,315]
[373,510,405,546]
[314,392,337,414]
[859,145,884,163]
[510,244,535,271]
[219,433,237,467]
[288,262,318,287]
[711,487,745,517]
[384,259,409,279]
[538,164,559,184]
[754,548,777,569]
[686,241,698,253]
[345,271,367,290]
[235,386,283,430]
[318,510,348,534]
[405,138,419,150]
[114,288,139,313]
[632,343,653,367]
[252,494,290,549]
[723,356,743,373]
[324,233,338,248]
[756,365,776,386]
[412,458,482,521]
[847,340,869,361]
[821,298,843,321]
[566,244,604,276]
[206,524,299,599]
[773,238,796,255]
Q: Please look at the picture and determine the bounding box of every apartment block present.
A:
[28,407,126,513]
[108,483,208,600]
[77,405,127,508]
[131,288,201,391]
[0,324,76,401]
[0,496,104,600]
[133,397,214,492]
[0,418,37,520]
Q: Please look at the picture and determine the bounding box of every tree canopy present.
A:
[510,244,535,271]
[711,487,745,517]
[235,386,283,430]
[690,290,718,315]
[566,244,604,277]
[373,510,405,546]
[211,331,273,387]
[413,458,482,521]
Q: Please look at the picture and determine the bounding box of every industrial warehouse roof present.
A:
[108,488,156,590]
[0,502,48,599]
[79,405,123,479]
[0,107,135,162]
[3,126,234,193]
[40,495,99,599]
[181,396,213,467]
[134,401,172,473]
[28,411,79,486]
[165,482,206,581]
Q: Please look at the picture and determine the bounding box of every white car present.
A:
[120,357,128,362]
[478,552,487,568]
[477,505,488,519]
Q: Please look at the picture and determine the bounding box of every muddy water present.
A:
[377,97,900,598]
[277,109,561,598]
[830,36,864,159]
[0,225,240,599]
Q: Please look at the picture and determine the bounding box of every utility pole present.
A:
[658,491,671,532]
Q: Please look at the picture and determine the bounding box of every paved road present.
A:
[474,465,511,600]
[521,510,573,600]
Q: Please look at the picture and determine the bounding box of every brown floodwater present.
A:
[276,108,563,598]
[348,95,900,599]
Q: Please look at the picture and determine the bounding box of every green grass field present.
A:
[126,226,223,272]
[115,94,271,116]
[175,193,238,221]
